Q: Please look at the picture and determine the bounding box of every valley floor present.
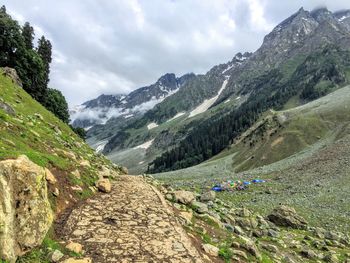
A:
[59,175,208,263]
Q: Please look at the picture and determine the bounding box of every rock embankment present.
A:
[0,155,53,262]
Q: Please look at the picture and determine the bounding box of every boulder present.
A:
[0,100,15,116]
[0,156,53,262]
[65,241,83,254]
[267,205,307,229]
[200,191,216,202]
[96,178,112,193]
[202,243,219,257]
[173,190,195,205]
[240,236,262,260]
[191,201,208,214]
[1,67,22,87]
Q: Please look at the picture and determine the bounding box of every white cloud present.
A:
[3,0,350,105]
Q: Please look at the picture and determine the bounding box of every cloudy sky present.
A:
[3,0,350,105]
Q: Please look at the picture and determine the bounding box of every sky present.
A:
[3,0,350,106]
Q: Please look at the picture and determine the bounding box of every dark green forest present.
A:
[0,5,70,124]
[149,46,350,173]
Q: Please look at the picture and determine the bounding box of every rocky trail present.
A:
[60,175,207,263]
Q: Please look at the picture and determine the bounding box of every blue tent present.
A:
[211,186,223,192]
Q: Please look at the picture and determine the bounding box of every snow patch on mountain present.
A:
[95,141,108,153]
[189,78,229,118]
[147,122,158,130]
[134,139,154,150]
[167,112,186,122]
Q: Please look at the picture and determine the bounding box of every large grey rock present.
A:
[0,155,53,262]
[173,190,195,205]
[0,100,15,116]
[267,205,307,229]
[1,67,22,87]
[200,191,216,202]
[191,201,208,214]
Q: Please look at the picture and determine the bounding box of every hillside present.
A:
[0,68,126,262]
[79,7,350,174]
[154,84,350,232]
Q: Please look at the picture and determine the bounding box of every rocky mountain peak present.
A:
[156,73,177,87]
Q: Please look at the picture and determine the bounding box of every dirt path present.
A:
[61,175,206,262]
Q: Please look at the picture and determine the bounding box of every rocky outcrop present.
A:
[173,190,195,205]
[95,178,112,193]
[1,67,23,87]
[267,205,308,229]
[0,155,53,262]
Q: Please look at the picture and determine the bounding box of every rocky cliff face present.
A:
[0,156,53,262]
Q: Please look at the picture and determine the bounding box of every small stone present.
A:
[179,211,193,225]
[202,243,219,257]
[96,179,112,193]
[71,169,81,179]
[262,244,278,253]
[53,188,60,197]
[165,193,173,201]
[268,229,279,238]
[48,249,64,262]
[231,242,240,249]
[234,225,246,236]
[34,113,44,120]
[300,248,317,259]
[45,168,57,184]
[232,249,248,259]
[80,159,91,167]
[323,253,339,263]
[65,241,83,254]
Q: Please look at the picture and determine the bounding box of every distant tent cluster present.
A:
[211,179,266,192]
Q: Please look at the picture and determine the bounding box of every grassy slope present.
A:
[155,85,350,232]
[0,70,124,261]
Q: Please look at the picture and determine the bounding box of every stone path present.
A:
[62,175,206,262]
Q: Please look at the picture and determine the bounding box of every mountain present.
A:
[75,7,350,174]
[70,73,196,129]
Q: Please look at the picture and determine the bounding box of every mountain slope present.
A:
[70,73,196,128]
[0,68,126,262]
[155,84,350,232]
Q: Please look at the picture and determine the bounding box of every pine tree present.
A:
[0,5,6,13]
[37,36,52,86]
[22,22,34,49]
